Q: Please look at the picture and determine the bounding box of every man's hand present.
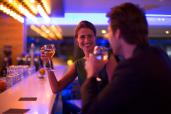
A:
[85,54,108,79]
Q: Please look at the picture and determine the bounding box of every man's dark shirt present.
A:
[81,46,171,114]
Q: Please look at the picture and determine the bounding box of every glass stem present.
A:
[48,59,52,70]
[43,61,46,68]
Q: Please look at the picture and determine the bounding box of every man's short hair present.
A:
[107,3,149,46]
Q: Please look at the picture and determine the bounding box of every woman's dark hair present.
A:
[107,3,149,46]
[74,20,96,38]
[74,20,97,60]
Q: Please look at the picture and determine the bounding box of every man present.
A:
[81,3,171,114]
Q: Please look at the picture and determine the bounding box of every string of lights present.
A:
[0,0,62,40]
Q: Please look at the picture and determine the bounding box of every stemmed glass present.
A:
[40,44,56,70]
[93,46,109,82]
[93,46,109,61]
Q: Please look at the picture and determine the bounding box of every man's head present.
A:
[107,3,149,56]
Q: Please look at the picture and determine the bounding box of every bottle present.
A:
[1,64,7,77]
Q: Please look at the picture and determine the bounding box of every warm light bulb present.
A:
[101,29,107,34]
[165,30,170,34]
[30,0,35,3]
[67,59,74,66]
[8,0,13,3]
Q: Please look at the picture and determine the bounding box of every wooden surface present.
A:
[0,15,24,64]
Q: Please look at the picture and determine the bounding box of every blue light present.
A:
[26,13,171,26]
[96,38,109,47]
[146,14,171,17]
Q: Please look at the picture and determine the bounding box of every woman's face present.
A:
[76,28,96,54]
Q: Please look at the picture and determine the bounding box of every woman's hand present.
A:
[40,46,50,62]
[85,54,108,79]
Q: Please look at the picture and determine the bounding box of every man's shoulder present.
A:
[114,46,171,78]
[113,59,139,79]
[137,46,167,57]
[144,46,171,63]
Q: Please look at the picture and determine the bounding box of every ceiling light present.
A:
[8,0,13,3]
[23,0,38,15]
[0,4,24,23]
[165,30,170,34]
[101,29,107,34]
[41,0,51,14]
[26,13,171,26]
[30,0,35,3]
[37,4,50,21]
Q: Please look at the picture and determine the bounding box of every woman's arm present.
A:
[47,63,77,93]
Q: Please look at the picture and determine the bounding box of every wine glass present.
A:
[40,44,55,70]
[93,46,109,82]
[93,46,109,61]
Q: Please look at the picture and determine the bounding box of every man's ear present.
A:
[114,29,121,40]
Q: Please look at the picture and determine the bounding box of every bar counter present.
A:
[0,65,66,114]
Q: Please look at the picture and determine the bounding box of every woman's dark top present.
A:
[75,58,108,91]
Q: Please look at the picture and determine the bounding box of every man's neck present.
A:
[122,43,137,59]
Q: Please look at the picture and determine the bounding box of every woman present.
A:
[41,20,117,114]
[46,21,117,94]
